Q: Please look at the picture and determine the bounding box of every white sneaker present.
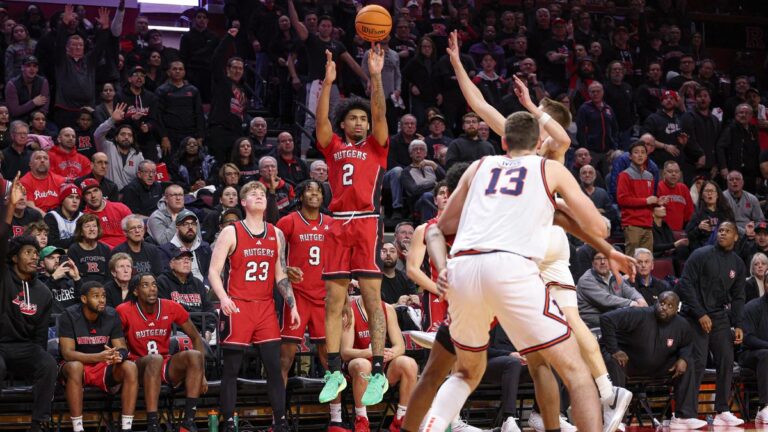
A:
[603,387,633,432]
[449,417,483,432]
[500,417,521,432]
[409,331,436,349]
[713,411,745,426]
[559,415,578,432]
[669,416,708,430]
[527,412,577,432]
[527,411,544,432]
[756,406,768,424]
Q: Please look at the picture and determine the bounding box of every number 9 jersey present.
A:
[226,221,279,301]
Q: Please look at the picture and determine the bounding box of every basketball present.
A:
[355,5,392,42]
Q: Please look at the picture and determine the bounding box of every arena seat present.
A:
[651,258,675,279]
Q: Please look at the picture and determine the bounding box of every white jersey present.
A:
[451,155,555,261]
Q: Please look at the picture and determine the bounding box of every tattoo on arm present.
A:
[277,229,288,269]
[277,278,295,308]
[371,75,385,117]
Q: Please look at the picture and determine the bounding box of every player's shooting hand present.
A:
[324,50,337,84]
[436,269,450,300]
[220,296,239,316]
[289,306,301,330]
[286,266,304,283]
[668,358,687,378]
[367,43,385,76]
[612,350,629,368]
[513,75,534,110]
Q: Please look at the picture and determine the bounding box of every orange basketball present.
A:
[355,5,392,42]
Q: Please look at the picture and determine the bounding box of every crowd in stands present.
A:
[2,0,768,430]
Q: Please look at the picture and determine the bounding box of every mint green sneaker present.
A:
[319,370,347,403]
[360,372,389,406]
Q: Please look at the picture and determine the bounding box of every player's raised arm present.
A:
[447,31,505,136]
[368,43,389,147]
[512,75,571,160]
[437,159,480,235]
[208,225,237,316]
[315,50,336,149]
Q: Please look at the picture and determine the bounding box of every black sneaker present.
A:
[146,420,161,432]
[220,420,236,432]
[179,419,198,432]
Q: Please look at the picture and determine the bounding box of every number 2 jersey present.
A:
[116,299,189,359]
[226,221,278,301]
[451,155,555,261]
[317,134,388,215]
[276,211,333,305]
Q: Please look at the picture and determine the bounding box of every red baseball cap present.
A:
[80,178,101,193]
[662,90,678,100]
[59,183,82,204]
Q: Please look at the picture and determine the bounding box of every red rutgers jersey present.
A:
[352,298,388,350]
[276,211,333,305]
[117,299,189,359]
[227,221,278,301]
[318,134,388,214]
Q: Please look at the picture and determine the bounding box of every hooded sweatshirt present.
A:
[49,144,92,181]
[157,269,215,333]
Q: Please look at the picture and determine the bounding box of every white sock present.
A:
[396,404,407,420]
[121,415,134,431]
[72,416,84,432]
[330,403,342,423]
[595,374,614,403]
[423,376,473,432]
[355,406,367,419]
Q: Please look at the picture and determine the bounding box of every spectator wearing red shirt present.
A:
[657,161,694,231]
[20,150,66,213]
[80,179,131,249]
[617,140,666,257]
[48,127,91,181]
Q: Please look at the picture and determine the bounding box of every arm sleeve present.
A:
[212,34,236,86]
[111,8,124,37]
[94,118,114,153]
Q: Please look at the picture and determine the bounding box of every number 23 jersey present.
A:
[451,155,555,261]
[227,221,278,301]
[117,299,189,359]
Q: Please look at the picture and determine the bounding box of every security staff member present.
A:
[740,290,768,423]
[600,291,703,428]
[675,221,746,426]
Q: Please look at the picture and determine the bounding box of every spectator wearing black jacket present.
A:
[603,61,637,148]
[716,104,761,193]
[2,120,33,181]
[599,292,703,429]
[104,253,133,308]
[628,248,672,305]
[5,55,49,120]
[0,185,56,432]
[445,112,495,170]
[114,65,163,162]
[685,181,735,251]
[652,205,689,265]
[111,214,164,276]
[120,160,164,217]
[675,221,746,426]
[157,249,215,340]
[680,87,721,177]
[75,152,120,203]
[738,220,768,272]
[635,62,665,122]
[274,132,308,187]
[156,60,205,154]
[205,28,245,165]
[53,5,109,129]
[38,246,82,315]
[740,292,768,422]
[179,8,218,104]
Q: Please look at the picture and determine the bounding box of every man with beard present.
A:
[159,210,211,284]
[0,176,57,432]
[156,60,204,154]
[20,150,66,213]
[49,127,92,181]
[111,214,164,276]
[94,103,145,191]
[76,152,120,202]
[57,281,139,432]
[445,112,495,169]
[599,291,704,429]
[39,245,82,314]
[643,90,703,183]
[380,241,417,306]
[157,250,215,341]
[80,179,131,249]
[44,183,83,249]
[117,273,207,432]
[675,221,747,427]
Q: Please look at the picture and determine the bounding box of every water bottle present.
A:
[208,409,219,432]
[233,412,239,432]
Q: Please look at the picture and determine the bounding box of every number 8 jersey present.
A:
[451,155,555,261]
[117,299,189,359]
[227,221,278,301]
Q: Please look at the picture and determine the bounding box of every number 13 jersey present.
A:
[318,134,388,215]
[451,155,555,261]
[227,221,278,301]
